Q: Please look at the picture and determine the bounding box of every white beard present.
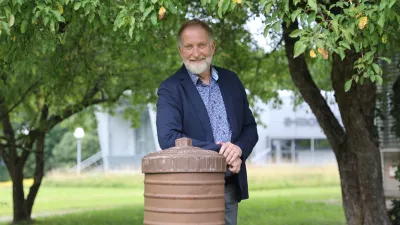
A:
[183,57,213,75]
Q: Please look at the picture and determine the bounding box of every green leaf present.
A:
[150,12,157,25]
[378,14,385,27]
[364,52,374,62]
[289,29,303,38]
[129,17,135,26]
[139,1,145,12]
[43,16,50,26]
[340,41,351,50]
[200,0,207,6]
[379,57,391,64]
[379,0,387,11]
[389,0,397,7]
[20,20,27,33]
[376,75,383,85]
[273,22,280,32]
[338,48,345,60]
[308,0,317,11]
[372,63,381,75]
[245,1,253,9]
[265,2,273,14]
[211,0,219,7]
[353,75,359,83]
[360,76,365,85]
[370,74,376,82]
[263,25,271,37]
[369,22,375,34]
[218,0,224,8]
[291,9,302,22]
[49,20,55,32]
[74,2,81,10]
[9,14,14,27]
[293,40,306,58]
[342,29,352,42]
[330,19,339,34]
[143,6,153,19]
[0,21,10,35]
[344,79,353,92]
[51,10,65,22]
[151,0,157,3]
[114,17,124,29]
[84,3,91,15]
[165,1,177,14]
[129,26,134,38]
[222,0,230,13]
[88,12,95,23]
[353,42,360,53]
[260,0,268,7]
[307,12,316,24]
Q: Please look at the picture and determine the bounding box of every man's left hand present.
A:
[217,141,242,165]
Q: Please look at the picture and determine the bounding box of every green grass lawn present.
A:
[0,165,345,224]
[0,187,143,217]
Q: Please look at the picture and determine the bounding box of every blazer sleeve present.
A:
[232,77,259,162]
[156,83,221,152]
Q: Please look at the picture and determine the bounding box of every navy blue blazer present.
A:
[156,65,258,201]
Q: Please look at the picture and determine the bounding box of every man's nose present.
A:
[192,46,200,57]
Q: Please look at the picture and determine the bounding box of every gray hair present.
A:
[177,19,214,47]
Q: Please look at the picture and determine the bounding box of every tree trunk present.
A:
[332,53,391,225]
[26,132,46,216]
[12,164,31,223]
[282,21,391,225]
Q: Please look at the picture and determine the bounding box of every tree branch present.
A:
[7,81,40,114]
[0,96,17,164]
[282,20,345,152]
[48,90,126,129]
[0,143,36,154]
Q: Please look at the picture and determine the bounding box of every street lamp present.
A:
[73,127,85,174]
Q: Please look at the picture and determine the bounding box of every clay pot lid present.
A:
[142,137,226,173]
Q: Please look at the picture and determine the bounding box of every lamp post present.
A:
[73,127,85,174]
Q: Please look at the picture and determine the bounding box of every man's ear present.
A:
[211,41,216,53]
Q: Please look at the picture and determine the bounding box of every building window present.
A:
[295,139,311,151]
[314,138,331,150]
[270,139,297,162]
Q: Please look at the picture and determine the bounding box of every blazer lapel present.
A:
[179,66,214,143]
[215,69,238,140]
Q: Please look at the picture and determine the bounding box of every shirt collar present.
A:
[187,66,219,85]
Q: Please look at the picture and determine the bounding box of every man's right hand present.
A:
[228,157,242,174]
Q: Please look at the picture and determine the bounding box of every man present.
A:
[156,19,258,225]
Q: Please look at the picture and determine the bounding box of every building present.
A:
[92,90,339,172]
[94,104,159,171]
[250,91,340,165]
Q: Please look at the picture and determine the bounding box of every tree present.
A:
[139,0,399,224]
[0,1,285,223]
[0,1,182,222]
[238,0,398,224]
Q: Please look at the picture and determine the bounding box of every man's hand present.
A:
[217,141,242,165]
[228,157,242,174]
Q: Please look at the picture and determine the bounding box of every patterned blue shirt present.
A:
[187,67,232,144]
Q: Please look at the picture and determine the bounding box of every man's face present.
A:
[178,26,216,75]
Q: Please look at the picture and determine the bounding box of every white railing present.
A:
[251,148,271,165]
[71,151,103,172]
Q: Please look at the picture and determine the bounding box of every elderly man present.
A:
[156,19,258,225]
